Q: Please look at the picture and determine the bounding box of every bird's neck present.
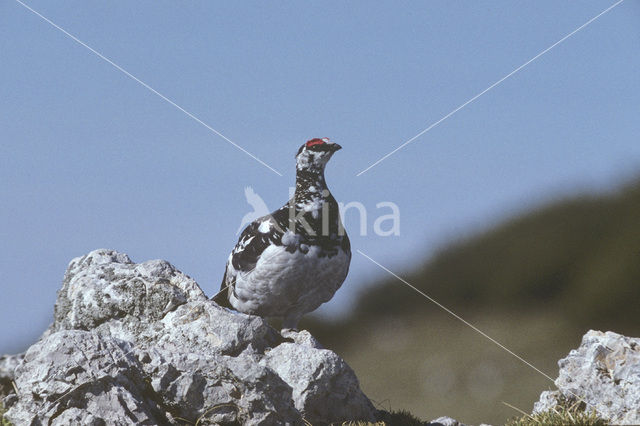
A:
[294,169,328,202]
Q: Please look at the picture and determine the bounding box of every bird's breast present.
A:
[230,242,350,316]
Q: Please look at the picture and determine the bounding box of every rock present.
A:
[2,249,377,425]
[53,250,207,338]
[533,330,640,424]
[140,347,301,424]
[261,330,375,423]
[7,330,166,425]
[428,416,467,426]
[426,416,494,426]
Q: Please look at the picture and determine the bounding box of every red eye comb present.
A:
[306,138,329,148]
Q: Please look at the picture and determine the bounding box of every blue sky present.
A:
[1,1,639,354]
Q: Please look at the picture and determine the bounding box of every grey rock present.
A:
[7,330,166,425]
[53,250,206,338]
[262,330,376,423]
[534,330,640,425]
[428,416,467,425]
[3,249,377,425]
[151,300,280,357]
[139,346,301,424]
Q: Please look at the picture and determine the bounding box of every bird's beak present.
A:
[330,143,342,152]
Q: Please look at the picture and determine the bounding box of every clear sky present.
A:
[1,1,639,354]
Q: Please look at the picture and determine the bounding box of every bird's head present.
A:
[295,138,342,172]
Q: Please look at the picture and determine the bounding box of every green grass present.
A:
[341,403,608,426]
[337,410,428,425]
[505,398,607,426]
[338,403,607,426]
[1,402,12,426]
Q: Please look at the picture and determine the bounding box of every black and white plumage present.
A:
[213,138,350,332]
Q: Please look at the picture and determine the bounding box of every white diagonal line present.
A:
[356,0,625,176]
[13,0,283,177]
[356,249,556,383]
[212,283,231,301]
[360,249,608,411]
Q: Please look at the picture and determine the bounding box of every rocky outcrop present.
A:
[534,330,640,425]
[4,249,637,425]
[0,249,377,425]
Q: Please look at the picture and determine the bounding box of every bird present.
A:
[235,186,270,235]
[213,138,350,335]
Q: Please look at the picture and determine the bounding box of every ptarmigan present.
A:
[213,138,350,334]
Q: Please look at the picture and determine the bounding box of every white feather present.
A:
[230,245,350,317]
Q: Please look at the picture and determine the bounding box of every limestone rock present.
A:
[534,330,640,424]
[262,330,375,424]
[2,249,377,425]
[429,416,468,426]
[7,330,166,425]
[53,250,207,338]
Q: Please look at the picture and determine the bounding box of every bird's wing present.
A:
[230,205,290,273]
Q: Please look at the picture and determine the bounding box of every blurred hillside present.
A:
[352,178,640,333]
[304,177,640,425]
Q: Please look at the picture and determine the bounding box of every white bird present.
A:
[214,138,350,335]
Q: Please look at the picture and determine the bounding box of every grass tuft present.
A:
[505,398,608,426]
[1,402,12,426]
[339,409,427,425]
